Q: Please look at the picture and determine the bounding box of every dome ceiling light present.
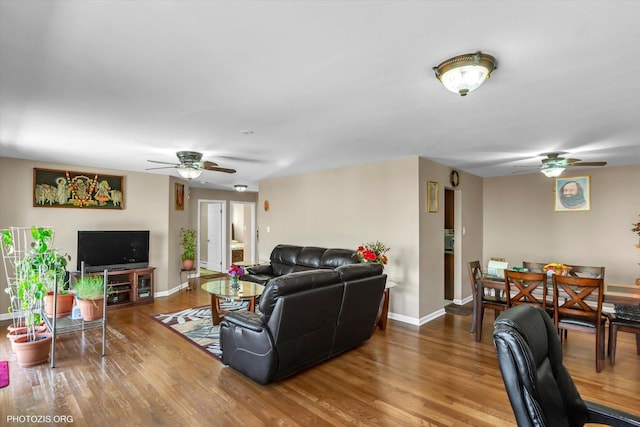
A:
[433,51,497,96]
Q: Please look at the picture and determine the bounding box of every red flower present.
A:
[364,250,377,261]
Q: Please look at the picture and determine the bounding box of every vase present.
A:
[230,275,239,287]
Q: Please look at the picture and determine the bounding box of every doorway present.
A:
[444,188,455,301]
[197,200,226,272]
[230,201,257,264]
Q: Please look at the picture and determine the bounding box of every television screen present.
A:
[77,230,150,273]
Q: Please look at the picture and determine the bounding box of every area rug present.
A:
[151,302,249,360]
[199,268,227,279]
[0,361,8,388]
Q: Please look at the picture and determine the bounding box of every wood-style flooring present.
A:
[1,280,639,426]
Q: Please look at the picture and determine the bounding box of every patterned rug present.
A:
[151,302,249,360]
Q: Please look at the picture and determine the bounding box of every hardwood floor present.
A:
[2,283,638,426]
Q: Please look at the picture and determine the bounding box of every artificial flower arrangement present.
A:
[632,215,640,237]
[227,264,245,277]
[354,241,390,265]
[543,263,569,276]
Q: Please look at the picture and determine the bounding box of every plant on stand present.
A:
[2,226,69,367]
[179,228,197,270]
[72,274,111,321]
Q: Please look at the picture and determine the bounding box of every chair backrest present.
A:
[467,260,482,294]
[522,261,548,273]
[566,264,605,279]
[552,274,604,326]
[504,270,548,309]
[493,305,589,427]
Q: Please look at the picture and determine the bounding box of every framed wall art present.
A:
[554,176,590,212]
[175,182,185,210]
[427,181,439,213]
[33,168,124,209]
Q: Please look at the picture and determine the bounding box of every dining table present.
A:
[473,274,640,342]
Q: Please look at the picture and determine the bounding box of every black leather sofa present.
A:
[220,263,386,384]
[241,244,359,285]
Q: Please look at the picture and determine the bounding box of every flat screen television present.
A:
[77,230,150,273]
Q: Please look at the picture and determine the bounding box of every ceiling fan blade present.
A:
[200,160,219,168]
[145,166,178,171]
[147,160,179,166]
[203,166,236,174]
[570,161,607,167]
[512,165,541,168]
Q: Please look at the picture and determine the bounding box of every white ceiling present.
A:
[1,1,639,192]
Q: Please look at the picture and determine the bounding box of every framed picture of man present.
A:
[554,176,590,212]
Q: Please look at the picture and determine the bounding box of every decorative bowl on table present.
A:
[544,263,569,276]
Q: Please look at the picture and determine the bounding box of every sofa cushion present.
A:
[335,263,383,281]
[320,248,359,268]
[258,269,341,323]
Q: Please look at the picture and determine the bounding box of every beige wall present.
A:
[0,157,174,319]
[257,156,484,324]
[483,165,640,285]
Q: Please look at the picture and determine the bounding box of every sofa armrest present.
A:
[223,311,264,332]
[246,264,273,275]
[586,400,640,426]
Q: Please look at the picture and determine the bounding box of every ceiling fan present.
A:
[146,151,236,179]
[514,152,607,177]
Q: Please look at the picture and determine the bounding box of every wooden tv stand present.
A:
[73,267,155,310]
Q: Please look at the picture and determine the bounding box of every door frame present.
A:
[230,201,257,264]
[197,199,227,273]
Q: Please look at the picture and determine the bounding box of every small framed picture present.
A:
[175,182,185,210]
[427,181,438,213]
[554,176,590,212]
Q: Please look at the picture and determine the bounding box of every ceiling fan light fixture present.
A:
[177,165,202,179]
[541,166,565,178]
[433,51,497,96]
[234,184,248,192]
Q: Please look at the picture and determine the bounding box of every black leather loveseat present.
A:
[240,244,359,285]
[220,263,386,384]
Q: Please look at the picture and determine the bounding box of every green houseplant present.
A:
[72,275,110,321]
[179,228,197,270]
[1,226,70,367]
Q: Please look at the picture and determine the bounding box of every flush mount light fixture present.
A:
[234,184,248,192]
[541,166,565,178]
[176,165,202,180]
[433,51,497,96]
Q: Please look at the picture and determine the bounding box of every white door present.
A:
[207,202,223,272]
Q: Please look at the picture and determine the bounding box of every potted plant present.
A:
[72,275,110,321]
[179,228,197,270]
[1,226,68,367]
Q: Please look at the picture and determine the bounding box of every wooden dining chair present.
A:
[608,307,640,365]
[521,261,549,273]
[467,260,506,334]
[552,274,607,372]
[566,264,605,279]
[504,270,548,309]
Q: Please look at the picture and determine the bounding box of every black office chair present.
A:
[493,305,640,427]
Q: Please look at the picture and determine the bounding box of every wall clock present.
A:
[450,170,460,188]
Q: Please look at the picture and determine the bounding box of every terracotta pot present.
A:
[7,321,46,333]
[77,298,105,321]
[13,333,52,368]
[182,259,195,270]
[44,291,75,318]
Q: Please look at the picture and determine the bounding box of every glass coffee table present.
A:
[201,278,265,325]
